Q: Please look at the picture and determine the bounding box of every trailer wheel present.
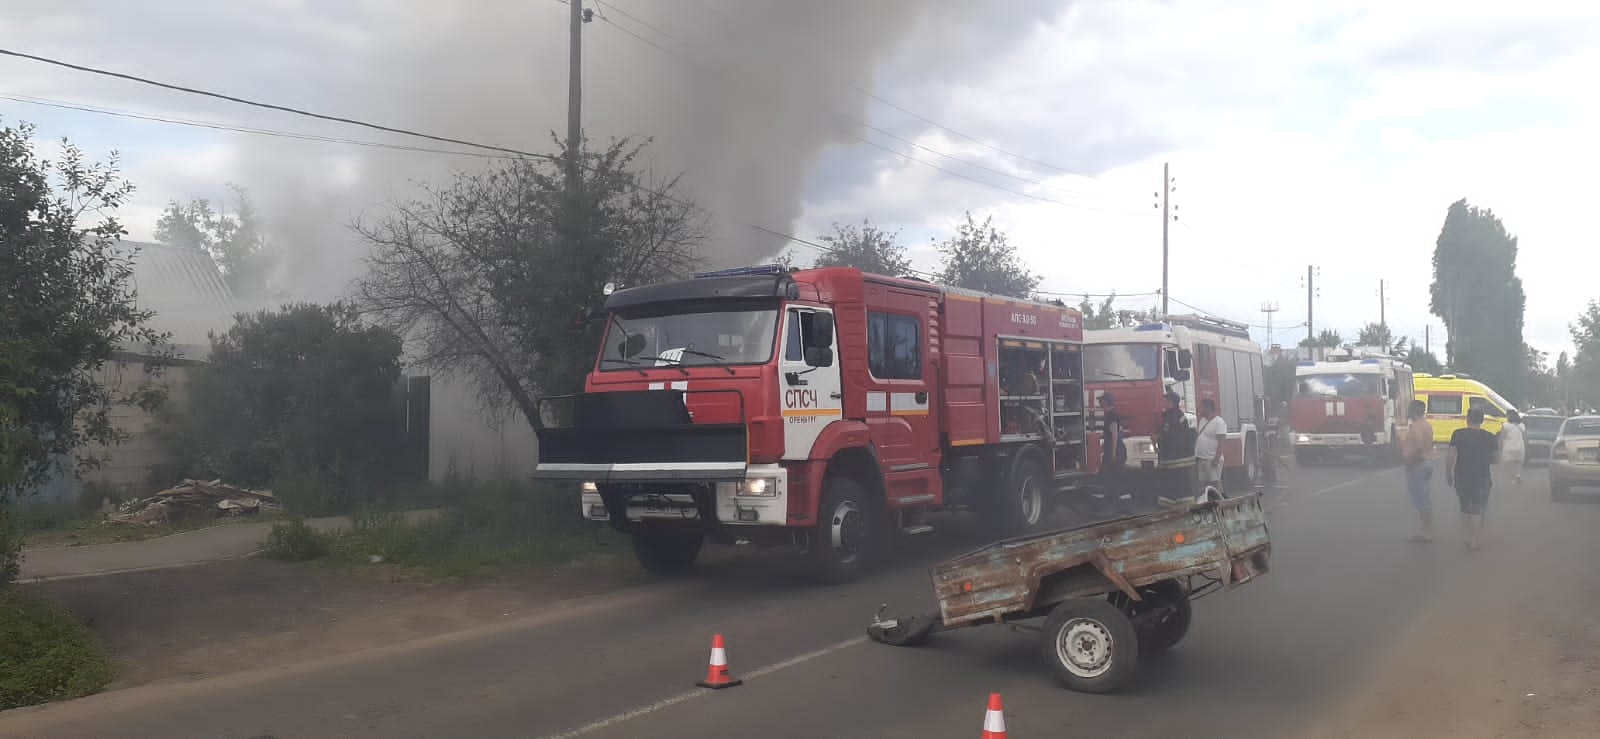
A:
[631,528,703,576]
[1114,581,1192,653]
[987,453,1049,536]
[1041,598,1140,694]
[809,476,876,583]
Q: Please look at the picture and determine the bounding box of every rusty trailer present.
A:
[867,493,1272,693]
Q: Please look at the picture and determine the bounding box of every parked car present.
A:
[1523,412,1567,462]
[1550,416,1600,502]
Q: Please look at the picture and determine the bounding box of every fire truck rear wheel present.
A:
[631,528,703,576]
[810,476,876,583]
[988,454,1048,536]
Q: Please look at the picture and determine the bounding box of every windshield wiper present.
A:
[626,355,691,376]
[599,357,649,377]
[676,348,736,375]
[1094,369,1129,380]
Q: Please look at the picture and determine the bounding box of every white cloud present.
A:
[798,0,1598,363]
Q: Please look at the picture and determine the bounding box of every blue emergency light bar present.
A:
[1134,323,1167,332]
[1297,361,1315,366]
[1360,358,1380,364]
[693,264,786,279]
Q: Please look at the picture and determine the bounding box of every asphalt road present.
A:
[4,462,1594,739]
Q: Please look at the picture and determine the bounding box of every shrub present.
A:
[262,517,329,562]
[0,592,114,709]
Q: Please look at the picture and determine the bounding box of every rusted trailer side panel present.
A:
[930,495,1270,627]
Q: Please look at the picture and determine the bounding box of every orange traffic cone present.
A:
[981,692,1007,738]
[696,634,743,689]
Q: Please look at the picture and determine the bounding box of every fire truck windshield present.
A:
[1085,344,1161,381]
[1297,372,1380,398]
[599,305,779,369]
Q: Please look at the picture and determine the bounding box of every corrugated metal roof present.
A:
[118,240,237,355]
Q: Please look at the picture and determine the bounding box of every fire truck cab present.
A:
[1084,315,1266,491]
[532,265,1101,582]
[1290,348,1414,465]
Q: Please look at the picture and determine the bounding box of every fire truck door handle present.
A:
[915,391,928,404]
[830,392,843,399]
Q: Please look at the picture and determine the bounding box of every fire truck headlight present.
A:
[1297,434,1311,444]
[580,481,599,494]
[738,478,779,497]
[1138,442,1157,455]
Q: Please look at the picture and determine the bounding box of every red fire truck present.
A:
[1084,315,1266,490]
[532,265,1107,581]
[1289,349,1414,466]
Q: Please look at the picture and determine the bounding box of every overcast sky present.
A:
[3,0,1594,362]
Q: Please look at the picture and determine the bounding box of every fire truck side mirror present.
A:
[811,313,836,348]
[804,346,834,368]
[1173,368,1191,382]
[1178,349,1193,369]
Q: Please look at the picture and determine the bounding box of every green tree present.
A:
[356,137,707,431]
[1,121,168,586]
[1404,345,1445,375]
[1429,199,1526,401]
[1079,294,1155,330]
[154,184,273,298]
[163,303,403,510]
[1299,329,1343,348]
[811,220,912,276]
[935,212,1039,298]
[1569,300,1600,410]
[1356,322,1395,349]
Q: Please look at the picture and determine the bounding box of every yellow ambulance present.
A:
[1413,373,1513,443]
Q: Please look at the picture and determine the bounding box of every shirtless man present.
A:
[1400,400,1436,542]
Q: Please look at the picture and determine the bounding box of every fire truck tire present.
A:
[631,528,703,576]
[1223,439,1258,493]
[810,476,876,583]
[1041,598,1140,694]
[986,453,1049,536]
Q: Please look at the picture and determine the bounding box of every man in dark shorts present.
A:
[1445,407,1499,551]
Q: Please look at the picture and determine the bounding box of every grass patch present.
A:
[263,480,614,580]
[0,591,114,709]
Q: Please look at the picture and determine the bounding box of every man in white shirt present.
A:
[1195,398,1228,496]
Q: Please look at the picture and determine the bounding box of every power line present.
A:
[0,47,542,160]
[0,93,514,160]
[1,45,1153,300]
[0,47,851,263]
[590,4,1147,217]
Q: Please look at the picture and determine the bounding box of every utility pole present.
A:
[1378,279,1387,335]
[1152,163,1177,316]
[1260,301,1279,346]
[566,0,589,196]
[1305,265,1315,343]
[1425,325,1431,354]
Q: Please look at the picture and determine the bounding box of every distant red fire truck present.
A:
[1290,349,1414,465]
[533,265,1117,581]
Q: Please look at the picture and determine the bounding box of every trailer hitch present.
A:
[866,602,939,647]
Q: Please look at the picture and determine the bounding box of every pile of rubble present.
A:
[112,479,282,526]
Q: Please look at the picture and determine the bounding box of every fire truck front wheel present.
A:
[631,527,704,576]
[809,476,877,583]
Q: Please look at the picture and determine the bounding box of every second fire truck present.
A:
[1083,315,1267,490]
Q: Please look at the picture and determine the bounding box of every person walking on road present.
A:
[1195,398,1228,496]
[1445,407,1499,551]
[1499,409,1527,487]
[1400,400,1435,542]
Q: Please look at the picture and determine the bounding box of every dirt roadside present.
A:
[20,555,651,691]
[1301,484,1600,739]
